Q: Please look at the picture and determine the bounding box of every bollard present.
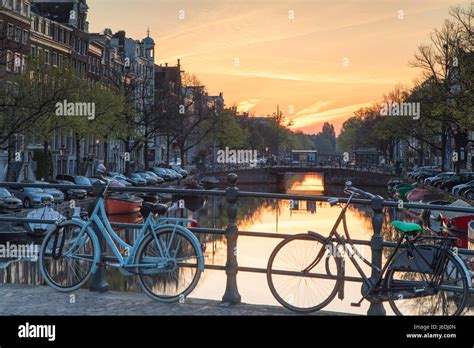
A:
[90,223,109,293]
[222,173,241,304]
[367,196,386,315]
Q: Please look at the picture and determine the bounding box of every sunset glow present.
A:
[88,0,468,134]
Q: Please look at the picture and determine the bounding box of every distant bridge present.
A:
[206,164,397,187]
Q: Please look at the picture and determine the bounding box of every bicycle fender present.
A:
[61,219,101,274]
[153,224,205,272]
[452,252,472,285]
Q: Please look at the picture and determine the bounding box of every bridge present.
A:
[1,175,473,317]
[206,164,397,187]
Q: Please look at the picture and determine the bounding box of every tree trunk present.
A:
[43,141,50,180]
[166,135,171,164]
[104,137,109,169]
[143,139,149,170]
[75,134,81,176]
[440,125,447,172]
[180,143,186,166]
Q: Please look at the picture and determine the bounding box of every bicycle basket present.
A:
[389,245,437,273]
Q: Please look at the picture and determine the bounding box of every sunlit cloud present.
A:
[291,101,374,132]
[237,99,261,113]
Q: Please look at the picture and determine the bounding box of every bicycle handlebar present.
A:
[345,181,376,200]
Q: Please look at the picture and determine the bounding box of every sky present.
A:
[87,0,469,135]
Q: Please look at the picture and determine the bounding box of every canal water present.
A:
[0,173,397,315]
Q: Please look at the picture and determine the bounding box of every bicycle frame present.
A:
[308,192,403,291]
[311,192,470,297]
[64,197,201,271]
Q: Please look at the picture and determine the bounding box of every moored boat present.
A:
[25,206,65,237]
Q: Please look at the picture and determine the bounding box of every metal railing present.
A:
[208,162,396,175]
[0,175,473,315]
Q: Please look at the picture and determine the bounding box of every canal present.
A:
[0,173,396,315]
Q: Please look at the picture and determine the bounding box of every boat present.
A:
[104,194,143,215]
[431,200,474,249]
[25,206,65,237]
[200,177,220,190]
[0,222,27,242]
[393,183,417,201]
[387,177,404,197]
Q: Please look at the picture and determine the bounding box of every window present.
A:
[7,24,14,40]
[31,45,36,57]
[14,53,21,73]
[14,27,20,42]
[33,17,39,32]
[22,2,29,17]
[41,19,46,34]
[0,21,4,31]
[15,0,21,12]
[6,51,12,72]
[59,28,64,43]
[52,52,58,66]
[21,55,26,73]
[22,30,28,45]
[58,54,63,68]
[44,50,50,65]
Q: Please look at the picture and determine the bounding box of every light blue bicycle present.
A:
[39,179,204,302]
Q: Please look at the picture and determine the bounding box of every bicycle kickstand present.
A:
[351,296,366,307]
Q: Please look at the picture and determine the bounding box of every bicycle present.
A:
[266,182,471,315]
[39,179,205,302]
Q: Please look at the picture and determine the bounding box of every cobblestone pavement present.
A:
[0,284,350,316]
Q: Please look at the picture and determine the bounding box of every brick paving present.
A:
[0,284,349,316]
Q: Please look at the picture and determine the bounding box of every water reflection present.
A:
[0,173,396,315]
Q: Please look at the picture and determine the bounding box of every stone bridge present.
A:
[207,166,395,188]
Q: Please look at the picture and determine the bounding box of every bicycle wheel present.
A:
[267,233,341,313]
[135,228,202,303]
[40,221,97,292]
[386,251,469,316]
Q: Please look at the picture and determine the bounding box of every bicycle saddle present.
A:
[391,221,422,234]
[143,202,169,215]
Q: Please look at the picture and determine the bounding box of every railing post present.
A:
[90,223,109,293]
[222,173,241,304]
[367,196,386,315]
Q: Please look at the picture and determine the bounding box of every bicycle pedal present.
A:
[350,302,361,307]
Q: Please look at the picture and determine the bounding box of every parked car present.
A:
[108,174,133,187]
[53,180,88,200]
[34,181,65,204]
[165,168,182,180]
[115,173,146,187]
[151,167,173,181]
[407,166,437,179]
[439,173,474,192]
[457,181,474,197]
[414,169,440,182]
[170,165,188,178]
[424,172,455,186]
[145,171,165,184]
[464,188,474,200]
[452,180,474,196]
[0,188,23,212]
[9,185,54,209]
[135,172,160,186]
